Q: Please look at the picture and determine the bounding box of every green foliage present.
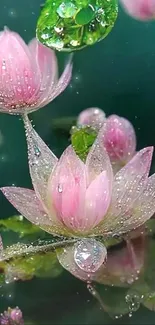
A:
[0,215,44,238]
[71,126,97,161]
[36,0,118,52]
[0,241,63,283]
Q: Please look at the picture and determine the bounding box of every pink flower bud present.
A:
[77,108,106,130]
[102,115,136,169]
[0,28,72,115]
[120,0,155,21]
[10,307,23,324]
[0,307,24,325]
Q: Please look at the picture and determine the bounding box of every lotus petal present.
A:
[23,115,58,211]
[86,126,113,187]
[1,187,70,237]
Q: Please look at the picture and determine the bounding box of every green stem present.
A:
[0,239,76,262]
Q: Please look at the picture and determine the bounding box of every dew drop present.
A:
[74,238,107,273]
[58,184,63,193]
[57,2,77,18]
[2,60,6,70]
[125,293,141,312]
[34,145,41,157]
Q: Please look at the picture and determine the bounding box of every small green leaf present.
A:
[71,126,97,161]
[0,215,43,238]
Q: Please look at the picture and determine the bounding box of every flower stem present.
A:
[0,239,76,262]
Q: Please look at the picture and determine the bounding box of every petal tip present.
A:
[141,146,154,162]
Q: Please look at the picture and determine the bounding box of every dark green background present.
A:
[0,0,155,323]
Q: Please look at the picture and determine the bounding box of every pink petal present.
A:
[28,39,58,107]
[48,145,87,231]
[1,187,49,226]
[57,245,93,282]
[1,187,68,236]
[97,147,153,236]
[110,146,153,215]
[86,125,113,186]
[0,28,40,113]
[120,0,155,20]
[116,173,155,235]
[77,107,106,130]
[42,55,73,106]
[83,171,111,230]
[103,115,136,164]
[23,115,58,212]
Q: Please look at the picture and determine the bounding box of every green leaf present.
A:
[0,239,76,283]
[36,0,118,52]
[0,240,74,283]
[3,251,63,282]
[0,215,44,238]
[71,126,97,161]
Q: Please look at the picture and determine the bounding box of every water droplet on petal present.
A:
[58,183,63,193]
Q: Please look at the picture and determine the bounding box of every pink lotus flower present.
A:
[1,117,155,274]
[0,28,72,115]
[102,114,136,171]
[120,0,155,21]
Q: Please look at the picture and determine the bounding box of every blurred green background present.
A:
[1,0,155,323]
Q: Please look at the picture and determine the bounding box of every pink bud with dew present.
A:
[102,115,136,168]
[0,307,24,325]
[77,108,106,130]
[120,0,155,21]
[10,307,23,324]
[0,28,72,115]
